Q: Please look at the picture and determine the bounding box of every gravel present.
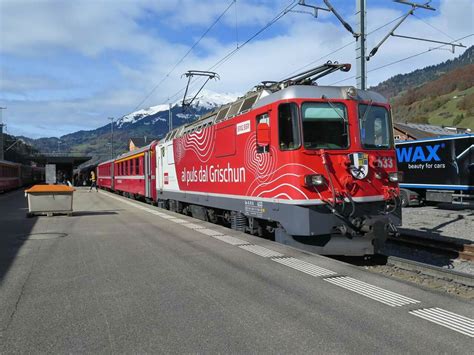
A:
[364,264,474,300]
[399,204,474,243]
[377,204,474,277]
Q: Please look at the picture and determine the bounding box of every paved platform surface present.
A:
[0,188,472,353]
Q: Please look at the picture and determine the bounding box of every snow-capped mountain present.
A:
[116,89,240,129]
[20,90,242,163]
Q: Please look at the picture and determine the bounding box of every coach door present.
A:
[144,151,151,198]
[157,146,165,191]
[111,162,115,190]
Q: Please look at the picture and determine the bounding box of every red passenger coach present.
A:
[0,160,21,192]
[99,142,157,201]
[97,159,114,190]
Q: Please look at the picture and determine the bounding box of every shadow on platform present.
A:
[0,190,38,284]
[72,210,118,217]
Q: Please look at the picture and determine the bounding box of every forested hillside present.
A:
[372,46,473,98]
[371,46,474,129]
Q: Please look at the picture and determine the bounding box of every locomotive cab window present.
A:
[278,103,300,150]
[302,102,348,149]
[359,104,392,149]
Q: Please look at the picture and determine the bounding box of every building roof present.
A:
[393,122,438,140]
[129,137,155,148]
[31,154,92,168]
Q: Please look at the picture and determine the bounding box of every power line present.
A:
[162,0,299,106]
[328,33,474,86]
[131,0,236,112]
[413,14,457,42]
[279,13,407,81]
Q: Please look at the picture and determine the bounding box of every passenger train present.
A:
[98,62,402,256]
[0,159,45,193]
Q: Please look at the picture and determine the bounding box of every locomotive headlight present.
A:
[305,174,325,187]
[388,172,403,183]
[346,86,357,99]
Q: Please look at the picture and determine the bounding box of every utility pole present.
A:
[355,0,367,90]
[0,107,5,161]
[108,117,114,158]
[297,1,465,90]
[168,104,173,131]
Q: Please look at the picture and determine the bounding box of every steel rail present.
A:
[388,234,474,262]
[385,255,474,287]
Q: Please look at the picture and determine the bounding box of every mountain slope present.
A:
[371,45,473,99]
[21,90,239,161]
[369,46,474,130]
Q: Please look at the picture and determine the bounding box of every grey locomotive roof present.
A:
[161,85,389,143]
[253,85,388,110]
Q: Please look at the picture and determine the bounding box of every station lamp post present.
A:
[0,107,5,160]
[108,117,114,159]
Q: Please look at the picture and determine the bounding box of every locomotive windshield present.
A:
[301,102,348,149]
[359,104,392,149]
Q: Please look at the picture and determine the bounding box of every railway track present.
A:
[384,256,474,287]
[388,234,474,262]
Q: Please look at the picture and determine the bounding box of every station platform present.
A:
[0,188,472,352]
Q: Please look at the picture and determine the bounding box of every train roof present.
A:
[253,85,388,109]
[110,140,157,162]
[0,159,21,166]
[161,84,388,143]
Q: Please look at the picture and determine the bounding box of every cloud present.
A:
[0,0,167,56]
[0,0,472,138]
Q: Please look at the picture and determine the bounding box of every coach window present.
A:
[135,158,140,175]
[278,103,301,151]
[302,102,348,149]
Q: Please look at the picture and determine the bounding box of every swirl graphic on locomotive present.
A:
[182,126,216,163]
[244,134,277,182]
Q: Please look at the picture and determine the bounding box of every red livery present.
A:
[98,63,401,255]
[0,159,45,192]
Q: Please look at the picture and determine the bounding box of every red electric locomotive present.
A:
[154,63,401,255]
[99,63,401,255]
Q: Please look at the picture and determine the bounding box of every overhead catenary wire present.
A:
[327,33,474,86]
[162,0,299,106]
[280,13,408,80]
[412,14,457,42]
[131,0,236,112]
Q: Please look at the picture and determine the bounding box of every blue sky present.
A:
[0,0,472,138]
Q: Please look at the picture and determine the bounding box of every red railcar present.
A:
[153,63,402,255]
[97,159,114,190]
[100,63,401,256]
[0,160,44,192]
[0,160,21,192]
[98,142,157,201]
